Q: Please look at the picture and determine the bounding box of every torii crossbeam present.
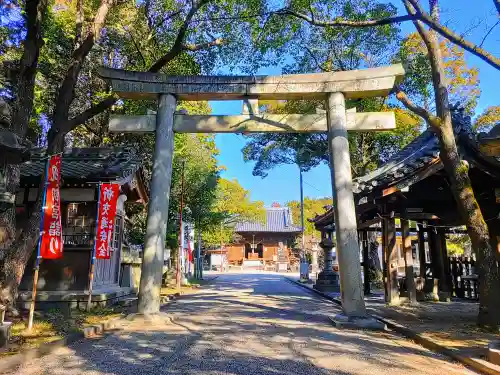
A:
[98,64,405,329]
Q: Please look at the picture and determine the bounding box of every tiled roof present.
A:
[352,129,440,196]
[20,148,142,184]
[311,107,500,226]
[235,207,302,233]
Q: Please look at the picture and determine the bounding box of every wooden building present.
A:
[224,207,301,269]
[311,107,495,302]
[16,148,147,309]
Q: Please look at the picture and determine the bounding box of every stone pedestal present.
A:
[313,235,340,292]
[329,315,386,330]
[0,322,12,348]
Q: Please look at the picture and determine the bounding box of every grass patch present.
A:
[2,306,125,357]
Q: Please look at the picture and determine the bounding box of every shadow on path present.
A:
[12,273,475,375]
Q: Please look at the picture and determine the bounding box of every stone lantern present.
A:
[0,99,31,213]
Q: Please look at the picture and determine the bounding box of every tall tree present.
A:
[0,0,286,309]
[0,0,48,310]
[282,0,500,329]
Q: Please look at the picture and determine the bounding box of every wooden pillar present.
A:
[428,223,449,301]
[401,218,417,304]
[438,227,452,301]
[362,230,371,295]
[382,216,399,305]
[417,222,427,279]
[417,222,427,300]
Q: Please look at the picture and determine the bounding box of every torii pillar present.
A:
[99,64,404,327]
[327,92,365,316]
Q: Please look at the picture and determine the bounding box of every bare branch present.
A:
[148,0,210,72]
[182,38,224,51]
[480,20,500,48]
[395,87,441,128]
[191,12,273,24]
[281,3,500,70]
[126,28,147,68]
[304,46,327,72]
[279,8,416,27]
[406,0,500,70]
[67,95,118,130]
[494,0,500,15]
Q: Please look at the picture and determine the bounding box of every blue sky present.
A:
[213,1,499,206]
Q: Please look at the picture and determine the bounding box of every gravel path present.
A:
[8,272,477,375]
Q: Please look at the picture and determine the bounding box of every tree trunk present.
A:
[0,166,19,249]
[408,0,500,329]
[0,0,48,309]
[0,204,42,310]
[438,124,500,329]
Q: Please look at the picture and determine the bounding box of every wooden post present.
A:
[28,159,51,331]
[428,223,444,301]
[438,227,451,301]
[27,260,41,331]
[417,222,427,300]
[87,183,102,312]
[417,222,427,279]
[177,160,185,290]
[382,216,399,305]
[401,218,417,304]
[362,230,370,295]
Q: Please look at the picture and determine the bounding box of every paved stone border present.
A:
[0,315,123,373]
[286,277,500,375]
[371,314,500,375]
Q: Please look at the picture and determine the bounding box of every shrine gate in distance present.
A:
[98,64,405,328]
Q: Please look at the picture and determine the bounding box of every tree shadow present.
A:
[13,272,473,375]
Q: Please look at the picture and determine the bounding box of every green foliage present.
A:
[241,1,421,179]
[243,97,422,178]
[202,178,265,247]
[474,106,500,132]
[446,234,471,256]
[396,32,481,115]
[286,197,332,236]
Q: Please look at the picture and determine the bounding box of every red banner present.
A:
[40,155,63,259]
[95,183,120,259]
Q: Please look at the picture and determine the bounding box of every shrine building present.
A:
[224,206,302,270]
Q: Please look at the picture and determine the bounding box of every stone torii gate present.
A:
[99,64,404,327]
